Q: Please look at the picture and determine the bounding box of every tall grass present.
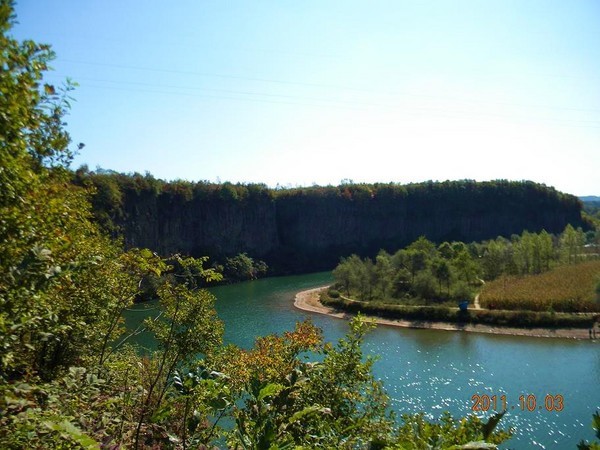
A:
[479,260,600,312]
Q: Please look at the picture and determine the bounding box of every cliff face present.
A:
[120,189,280,258]
[272,184,585,270]
[85,176,587,273]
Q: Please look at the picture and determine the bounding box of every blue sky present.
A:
[12,0,600,195]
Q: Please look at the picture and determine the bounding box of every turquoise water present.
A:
[126,272,600,449]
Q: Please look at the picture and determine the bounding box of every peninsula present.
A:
[294,287,596,340]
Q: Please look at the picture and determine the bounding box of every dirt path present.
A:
[473,293,482,310]
[294,287,596,340]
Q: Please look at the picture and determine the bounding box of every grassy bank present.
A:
[321,293,598,329]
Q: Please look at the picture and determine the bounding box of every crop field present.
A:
[479,260,600,312]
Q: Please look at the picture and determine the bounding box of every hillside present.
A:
[77,170,589,274]
[581,197,600,218]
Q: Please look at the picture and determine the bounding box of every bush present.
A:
[328,288,340,298]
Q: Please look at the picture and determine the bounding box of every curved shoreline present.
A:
[294,287,596,340]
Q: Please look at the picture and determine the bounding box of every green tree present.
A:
[432,258,452,297]
[513,231,534,274]
[481,238,509,280]
[333,256,353,296]
[560,224,586,264]
[538,230,555,272]
[298,316,394,447]
[77,170,125,235]
[408,236,437,256]
[412,271,438,300]
[363,257,377,300]
[375,250,394,300]
[0,7,225,447]
[133,261,223,448]
[221,252,268,282]
[227,316,393,448]
[348,254,372,300]
[224,252,255,281]
[438,241,454,259]
[0,0,131,380]
[451,247,479,285]
[407,249,428,283]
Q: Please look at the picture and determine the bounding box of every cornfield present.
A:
[479,260,600,312]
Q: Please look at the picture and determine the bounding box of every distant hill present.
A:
[580,196,600,216]
[580,196,600,203]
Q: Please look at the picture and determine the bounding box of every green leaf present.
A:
[151,405,171,422]
[43,420,100,449]
[288,405,329,424]
[208,396,229,409]
[593,411,600,440]
[258,383,284,401]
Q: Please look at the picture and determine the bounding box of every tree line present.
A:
[76,167,588,241]
[332,226,598,305]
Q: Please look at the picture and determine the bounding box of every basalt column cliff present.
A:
[79,173,587,273]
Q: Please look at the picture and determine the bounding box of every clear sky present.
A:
[11,0,600,195]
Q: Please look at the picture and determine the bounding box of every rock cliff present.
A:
[80,173,588,274]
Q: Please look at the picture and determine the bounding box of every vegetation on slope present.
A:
[582,199,600,232]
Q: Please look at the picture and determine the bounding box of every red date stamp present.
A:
[471,393,564,412]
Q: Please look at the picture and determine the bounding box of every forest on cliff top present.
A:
[75,168,590,275]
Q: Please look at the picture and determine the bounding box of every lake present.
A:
[126,272,600,449]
